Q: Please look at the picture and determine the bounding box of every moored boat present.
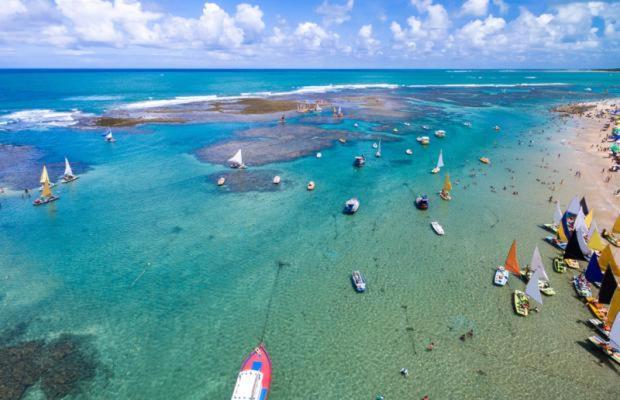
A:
[228,149,246,169]
[545,236,567,250]
[573,273,592,298]
[415,195,429,210]
[351,270,366,292]
[416,136,430,145]
[272,175,281,185]
[434,130,446,138]
[34,165,60,206]
[353,155,366,167]
[479,157,490,164]
[430,221,444,235]
[538,281,556,296]
[494,266,508,286]
[230,344,272,400]
[496,240,520,286]
[104,129,116,142]
[375,139,382,158]
[61,157,79,183]
[439,173,452,200]
[431,150,444,174]
[307,181,315,191]
[343,198,360,214]
[217,177,226,186]
[553,257,567,273]
[405,149,413,155]
[316,152,322,158]
[513,290,530,316]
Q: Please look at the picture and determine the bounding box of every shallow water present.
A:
[1,70,619,399]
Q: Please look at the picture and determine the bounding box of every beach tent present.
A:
[599,268,618,304]
[584,253,603,284]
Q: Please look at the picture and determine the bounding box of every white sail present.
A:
[553,201,563,226]
[610,312,620,350]
[338,106,342,114]
[574,208,587,232]
[526,268,544,305]
[436,150,444,169]
[228,149,243,166]
[566,196,581,215]
[588,219,598,238]
[576,227,593,257]
[105,130,113,140]
[529,246,549,281]
[64,157,74,177]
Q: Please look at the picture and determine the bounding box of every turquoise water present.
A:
[1,70,620,399]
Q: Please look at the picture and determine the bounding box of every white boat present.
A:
[217,177,226,186]
[351,270,366,292]
[344,198,360,214]
[105,129,116,142]
[417,136,430,145]
[375,139,382,158]
[228,149,246,169]
[463,122,472,128]
[430,221,444,235]
[393,128,399,133]
[316,152,322,158]
[273,175,281,184]
[431,150,444,174]
[405,149,413,155]
[494,125,501,131]
[404,122,411,126]
[307,181,315,191]
[353,122,359,127]
[434,130,446,138]
[61,157,79,183]
[372,143,378,149]
[494,266,508,286]
[421,125,430,130]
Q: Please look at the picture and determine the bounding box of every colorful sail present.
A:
[526,268,544,305]
[607,289,620,328]
[557,223,568,242]
[598,245,619,275]
[553,201,563,226]
[442,173,452,192]
[563,229,587,261]
[529,246,548,281]
[64,157,74,177]
[599,267,618,304]
[504,240,521,275]
[587,229,606,252]
[580,197,589,216]
[436,150,444,169]
[614,215,620,234]
[41,179,52,198]
[40,165,49,184]
[584,253,603,284]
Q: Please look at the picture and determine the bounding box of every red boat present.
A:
[230,344,272,400]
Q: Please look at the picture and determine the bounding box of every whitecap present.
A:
[0,109,91,130]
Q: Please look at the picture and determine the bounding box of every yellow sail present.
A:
[598,244,618,273]
[613,215,620,233]
[608,289,620,327]
[41,179,52,198]
[587,230,606,252]
[584,210,593,228]
[442,173,452,192]
[40,165,49,184]
[557,223,568,242]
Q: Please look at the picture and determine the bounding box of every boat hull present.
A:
[588,336,620,365]
[513,290,529,316]
[33,196,60,206]
[231,345,272,400]
[494,268,508,286]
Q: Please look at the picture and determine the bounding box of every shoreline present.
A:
[555,99,619,231]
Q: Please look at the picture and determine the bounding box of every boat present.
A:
[338,138,346,144]
[494,125,501,131]
[587,318,610,339]
[545,236,567,250]
[415,194,429,210]
[587,335,620,365]
[541,223,559,233]
[553,257,567,273]
[230,344,272,400]
[405,149,413,155]
[272,175,281,185]
[316,152,322,158]
[375,139,381,158]
[434,130,446,138]
[353,155,366,167]
[307,181,315,191]
[416,136,430,145]
[343,198,360,214]
[586,298,608,321]
[104,129,116,142]
[538,281,556,296]
[421,125,430,130]
[479,157,490,164]
[372,143,378,149]
[353,123,359,127]
[217,177,226,186]
[439,173,452,201]
[431,150,444,174]
[602,229,619,247]
[33,166,59,206]
[61,157,78,183]
[228,149,246,169]
[497,240,521,285]
[463,122,472,128]
[565,258,580,269]
[404,122,411,126]
[494,266,508,286]
[351,270,366,292]
[525,268,544,306]
[513,290,530,316]
[527,246,554,295]
[38,165,56,191]
[430,221,444,235]
[393,128,399,133]
[573,274,592,298]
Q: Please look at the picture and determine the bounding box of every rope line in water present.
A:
[260,262,286,342]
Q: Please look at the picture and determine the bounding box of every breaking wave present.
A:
[0,109,91,130]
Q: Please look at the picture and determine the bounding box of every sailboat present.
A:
[542,201,563,233]
[33,165,59,206]
[525,268,544,307]
[227,149,246,169]
[439,173,452,201]
[524,246,555,296]
[375,139,382,158]
[38,165,56,191]
[105,129,116,142]
[61,157,78,183]
[588,312,620,365]
[431,150,444,174]
[602,215,620,247]
[495,240,520,287]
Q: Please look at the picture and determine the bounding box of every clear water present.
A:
[1,70,619,399]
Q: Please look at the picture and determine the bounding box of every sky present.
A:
[0,0,618,68]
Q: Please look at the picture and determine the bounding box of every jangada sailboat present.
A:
[61,157,79,183]
[431,150,444,174]
[104,129,116,142]
[228,149,246,169]
[495,240,520,287]
[523,246,555,296]
[33,165,59,206]
[230,344,272,400]
[588,312,620,365]
[375,139,382,158]
[439,173,452,200]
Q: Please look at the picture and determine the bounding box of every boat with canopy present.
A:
[230,344,272,400]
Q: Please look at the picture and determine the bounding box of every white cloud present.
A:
[357,24,380,55]
[0,0,27,20]
[316,0,354,26]
[410,0,432,13]
[392,0,451,54]
[234,3,265,37]
[458,14,506,48]
[461,0,489,17]
[294,22,329,50]
[492,0,508,14]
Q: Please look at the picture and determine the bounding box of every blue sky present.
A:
[0,0,618,68]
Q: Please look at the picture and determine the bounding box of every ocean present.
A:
[1,70,619,399]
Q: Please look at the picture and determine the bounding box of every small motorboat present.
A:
[217,177,226,186]
[399,368,409,377]
[545,236,567,250]
[494,266,508,286]
[494,125,501,131]
[372,143,378,149]
[588,336,620,365]
[338,138,347,144]
[316,152,322,158]
[421,125,430,130]
[513,290,530,317]
[434,130,446,138]
[430,221,444,235]
[230,345,272,400]
[417,136,430,145]
[353,155,366,167]
[343,198,360,214]
[552,257,567,273]
[351,270,366,292]
[463,121,472,128]
[307,181,316,191]
[273,175,281,184]
[479,157,490,164]
[415,194,429,210]
[405,149,413,155]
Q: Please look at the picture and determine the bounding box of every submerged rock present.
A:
[207,169,289,193]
